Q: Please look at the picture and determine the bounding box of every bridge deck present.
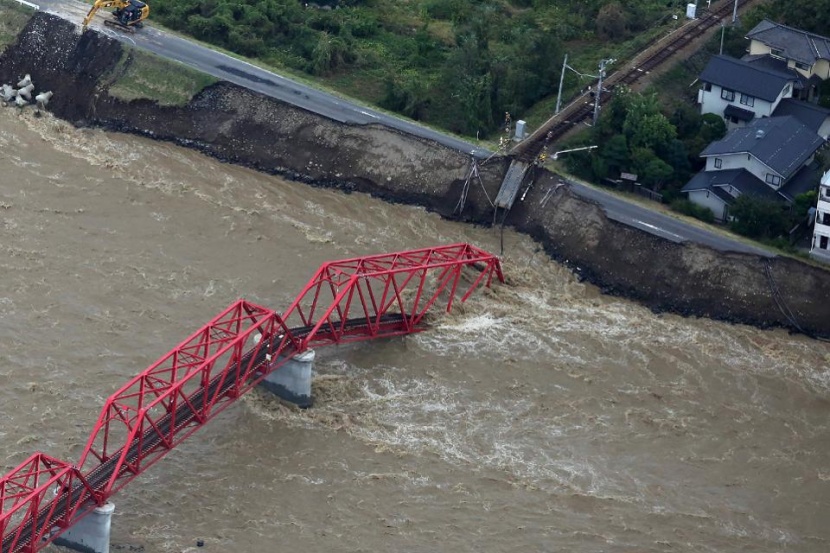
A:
[494,160,530,209]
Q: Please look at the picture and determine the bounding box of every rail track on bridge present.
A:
[512,0,751,161]
[0,243,504,553]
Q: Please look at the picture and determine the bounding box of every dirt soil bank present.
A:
[2,13,828,337]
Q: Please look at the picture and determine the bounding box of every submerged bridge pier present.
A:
[260,349,316,408]
[0,243,504,553]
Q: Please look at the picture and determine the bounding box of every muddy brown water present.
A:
[0,109,828,552]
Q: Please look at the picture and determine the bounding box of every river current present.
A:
[0,108,828,552]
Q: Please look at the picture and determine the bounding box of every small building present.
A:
[682,116,825,221]
[811,170,830,263]
[697,55,796,128]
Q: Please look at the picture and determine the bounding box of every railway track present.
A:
[512,0,750,161]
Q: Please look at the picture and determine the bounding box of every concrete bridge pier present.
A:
[55,502,114,553]
[260,349,315,408]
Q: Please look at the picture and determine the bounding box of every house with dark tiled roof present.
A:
[697,55,796,128]
[747,20,830,81]
[772,98,830,139]
[682,116,825,221]
[742,54,823,103]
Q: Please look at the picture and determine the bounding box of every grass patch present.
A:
[107,48,217,106]
[0,0,35,50]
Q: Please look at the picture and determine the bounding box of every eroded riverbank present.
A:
[1,12,828,336]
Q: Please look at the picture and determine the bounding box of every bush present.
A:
[761,236,797,254]
[670,199,715,223]
[728,195,790,239]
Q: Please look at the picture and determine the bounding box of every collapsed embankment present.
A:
[2,13,829,337]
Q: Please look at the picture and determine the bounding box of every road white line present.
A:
[358,110,379,119]
[13,0,39,9]
[632,220,685,241]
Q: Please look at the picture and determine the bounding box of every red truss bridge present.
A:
[0,243,504,553]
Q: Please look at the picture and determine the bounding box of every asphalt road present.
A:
[29,0,774,257]
[559,179,774,256]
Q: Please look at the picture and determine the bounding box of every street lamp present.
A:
[551,145,598,160]
[521,145,598,202]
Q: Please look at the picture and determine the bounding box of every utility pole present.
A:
[720,21,726,54]
[555,53,568,115]
[731,0,738,25]
[592,58,612,127]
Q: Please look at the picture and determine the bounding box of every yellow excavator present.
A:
[82,0,149,32]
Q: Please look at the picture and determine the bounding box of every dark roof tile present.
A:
[779,160,822,201]
[772,99,830,134]
[747,19,830,65]
[681,169,781,203]
[699,55,796,102]
[700,116,824,179]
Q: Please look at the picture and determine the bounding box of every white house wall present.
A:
[817,186,830,223]
[688,189,729,221]
[812,224,830,261]
[813,59,830,79]
[811,180,830,262]
[748,40,770,57]
[699,84,788,124]
[704,153,781,184]
[771,84,793,111]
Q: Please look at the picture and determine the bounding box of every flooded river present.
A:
[0,108,828,552]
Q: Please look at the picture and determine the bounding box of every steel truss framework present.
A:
[0,243,503,553]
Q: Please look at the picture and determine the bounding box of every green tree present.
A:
[623,94,676,154]
[793,190,818,224]
[601,133,629,174]
[436,23,494,134]
[664,139,691,186]
[699,113,727,142]
[670,103,701,140]
[770,0,830,36]
[591,155,610,181]
[381,70,432,120]
[310,32,350,75]
[596,86,632,139]
[596,2,627,41]
[630,147,656,175]
[641,157,674,189]
[630,147,673,189]
[684,113,727,162]
[729,196,790,239]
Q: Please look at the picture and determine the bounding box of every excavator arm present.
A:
[83,0,149,30]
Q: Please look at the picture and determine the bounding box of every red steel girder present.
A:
[281,243,505,348]
[77,299,297,497]
[0,243,504,553]
[0,454,97,553]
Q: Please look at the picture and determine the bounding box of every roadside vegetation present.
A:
[558,87,728,196]
[147,0,698,137]
[106,49,218,106]
[0,0,34,49]
[552,0,829,249]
